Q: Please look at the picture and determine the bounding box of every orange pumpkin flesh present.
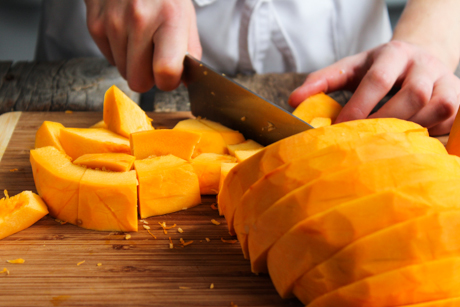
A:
[103,85,153,137]
[227,139,263,156]
[219,162,237,193]
[34,121,65,152]
[292,92,342,124]
[59,128,131,160]
[191,153,237,195]
[198,118,245,145]
[130,129,201,161]
[0,191,49,240]
[73,153,135,172]
[234,149,262,162]
[134,155,201,218]
[90,120,107,129]
[309,117,331,128]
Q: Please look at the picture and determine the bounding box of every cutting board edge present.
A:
[0,111,22,162]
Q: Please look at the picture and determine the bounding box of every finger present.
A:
[408,74,459,128]
[153,5,191,91]
[428,112,456,136]
[104,4,128,79]
[369,64,435,120]
[187,4,202,60]
[335,44,409,123]
[85,1,115,65]
[288,52,368,107]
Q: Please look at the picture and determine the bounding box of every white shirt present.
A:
[36,0,392,75]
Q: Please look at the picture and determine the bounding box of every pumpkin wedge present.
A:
[59,128,131,160]
[218,118,427,222]
[78,169,138,232]
[227,139,263,156]
[35,121,65,152]
[295,210,460,302]
[103,85,153,137]
[73,153,135,172]
[0,190,49,240]
[198,118,245,145]
[292,92,342,124]
[234,132,446,258]
[264,153,460,298]
[306,257,460,307]
[30,146,85,224]
[130,129,201,161]
[219,162,238,193]
[134,155,201,218]
[191,153,237,195]
[90,120,107,129]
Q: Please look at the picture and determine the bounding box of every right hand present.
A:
[84,0,202,92]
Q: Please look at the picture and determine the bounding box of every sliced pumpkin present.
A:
[227,139,263,156]
[198,118,245,145]
[234,149,262,162]
[35,121,65,152]
[191,153,237,195]
[310,117,331,128]
[73,153,135,172]
[90,120,107,129]
[292,92,342,124]
[219,162,238,193]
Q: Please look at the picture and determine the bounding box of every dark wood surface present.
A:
[0,111,303,307]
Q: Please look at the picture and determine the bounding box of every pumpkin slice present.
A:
[401,297,460,307]
[295,210,460,302]
[219,162,238,193]
[73,153,135,172]
[198,118,245,145]
[103,85,153,137]
[227,139,263,156]
[310,117,331,128]
[234,149,262,162]
[191,153,237,195]
[173,119,227,157]
[306,257,460,307]
[35,121,65,152]
[30,146,86,225]
[59,128,130,160]
[78,169,138,232]
[134,155,201,218]
[130,129,201,161]
[234,132,447,257]
[218,118,427,220]
[90,120,107,129]
[292,93,342,124]
[0,190,49,240]
[264,153,460,298]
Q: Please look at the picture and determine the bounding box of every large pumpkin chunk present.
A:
[59,128,130,160]
[292,92,342,124]
[73,153,135,172]
[191,153,237,195]
[130,129,201,161]
[35,121,65,152]
[103,85,153,137]
[198,118,245,145]
[78,169,138,232]
[0,190,49,240]
[134,155,201,218]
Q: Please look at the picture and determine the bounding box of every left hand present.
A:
[288,40,460,135]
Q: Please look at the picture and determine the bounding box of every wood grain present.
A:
[0,112,302,307]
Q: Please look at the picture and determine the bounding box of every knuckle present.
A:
[433,95,457,119]
[161,1,182,21]
[367,69,393,90]
[105,15,123,35]
[87,19,105,38]
[127,0,148,30]
[407,81,431,108]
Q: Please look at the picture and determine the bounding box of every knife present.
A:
[182,54,312,146]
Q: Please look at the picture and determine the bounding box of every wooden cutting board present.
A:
[0,111,303,307]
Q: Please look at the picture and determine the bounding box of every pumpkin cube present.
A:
[191,153,237,195]
[227,139,263,156]
[73,153,135,172]
[35,121,65,152]
[198,118,245,145]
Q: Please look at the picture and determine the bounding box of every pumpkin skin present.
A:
[218,118,427,224]
[73,153,135,172]
[191,153,237,195]
[400,297,460,307]
[35,121,65,152]
[227,139,263,156]
[59,128,131,160]
[234,132,447,259]
[103,85,153,137]
[306,257,460,307]
[292,92,342,124]
[130,129,201,161]
[0,191,49,240]
[134,155,201,218]
[295,210,460,303]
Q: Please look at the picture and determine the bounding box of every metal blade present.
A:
[182,55,312,146]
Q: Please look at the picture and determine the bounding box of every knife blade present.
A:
[182,54,312,146]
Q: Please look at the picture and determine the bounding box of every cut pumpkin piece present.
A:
[78,169,138,232]
[310,117,331,128]
[446,105,460,156]
[198,118,245,145]
[227,139,263,156]
[264,154,460,298]
[218,118,427,220]
[306,257,460,307]
[234,149,262,162]
[234,132,447,257]
[400,297,460,307]
[0,190,49,240]
[219,162,238,193]
[35,121,65,152]
[292,92,342,124]
[135,155,201,218]
[73,153,135,172]
[191,153,237,195]
[173,119,227,157]
[130,129,201,161]
[295,210,460,303]
[90,120,107,129]
[103,85,153,137]
[59,128,131,160]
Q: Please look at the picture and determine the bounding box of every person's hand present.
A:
[84,0,202,92]
[289,40,460,135]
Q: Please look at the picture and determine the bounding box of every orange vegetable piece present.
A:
[309,117,331,128]
[292,92,342,124]
[227,139,263,156]
[234,149,262,162]
[103,85,153,138]
[130,129,201,161]
[219,162,237,193]
[73,153,135,172]
[198,118,245,145]
[0,190,49,240]
[35,121,65,152]
[90,120,107,129]
[191,153,236,195]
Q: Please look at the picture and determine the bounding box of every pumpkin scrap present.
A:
[211,219,221,225]
[6,259,24,264]
[0,268,9,276]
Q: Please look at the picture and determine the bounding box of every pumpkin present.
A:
[90,120,107,129]
[309,117,331,128]
[73,153,135,172]
[35,121,65,152]
[0,190,49,240]
[198,118,245,145]
[103,85,153,137]
[227,139,263,156]
[191,153,237,195]
[292,92,342,124]
[130,129,201,161]
[219,162,237,193]
[234,149,262,162]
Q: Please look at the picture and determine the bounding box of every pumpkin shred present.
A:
[221,238,238,244]
[211,219,221,225]
[147,230,157,239]
[9,169,18,172]
[210,203,218,210]
[6,259,24,264]
[1,268,9,276]
[77,261,85,266]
